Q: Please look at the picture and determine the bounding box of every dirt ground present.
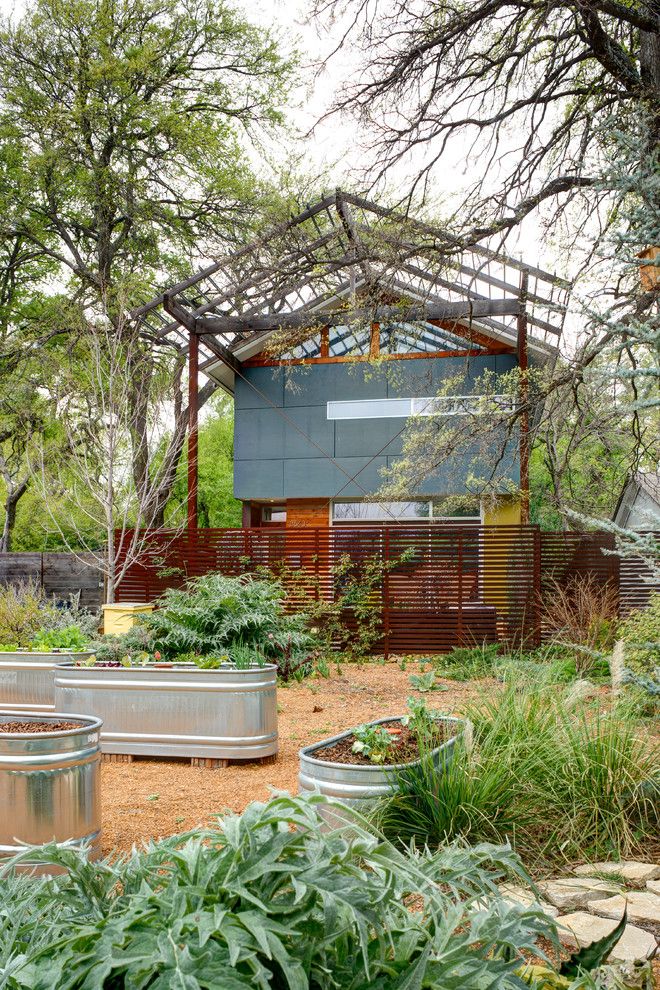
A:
[100,659,485,854]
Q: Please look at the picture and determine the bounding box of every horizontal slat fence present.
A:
[116,526,659,655]
[0,552,102,609]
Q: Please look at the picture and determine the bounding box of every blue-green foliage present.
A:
[144,573,316,666]
[0,794,560,989]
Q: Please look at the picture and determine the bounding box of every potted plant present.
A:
[54,573,319,763]
[0,710,102,873]
[0,585,98,713]
[298,697,465,818]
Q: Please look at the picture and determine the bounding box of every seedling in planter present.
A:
[352,724,394,764]
[401,696,441,737]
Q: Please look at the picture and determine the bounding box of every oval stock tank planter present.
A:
[0,651,93,714]
[54,663,278,761]
[299,715,464,823]
[0,711,102,872]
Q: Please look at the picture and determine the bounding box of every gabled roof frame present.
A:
[133,188,570,392]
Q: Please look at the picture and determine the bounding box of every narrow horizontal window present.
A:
[332,500,430,522]
[327,395,516,420]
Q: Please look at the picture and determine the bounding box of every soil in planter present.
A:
[314,720,454,767]
[0,720,83,734]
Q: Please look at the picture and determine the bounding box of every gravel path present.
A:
[100,660,485,854]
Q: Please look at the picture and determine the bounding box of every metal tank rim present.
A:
[0,711,103,736]
[299,714,465,771]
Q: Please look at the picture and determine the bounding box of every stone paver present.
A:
[556,911,657,963]
[589,891,660,925]
[646,879,660,896]
[574,862,660,884]
[539,878,622,912]
[498,884,559,918]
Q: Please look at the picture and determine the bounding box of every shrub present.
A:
[87,624,156,665]
[376,682,659,870]
[143,573,319,680]
[0,794,564,989]
[0,581,46,647]
[618,592,660,677]
[541,574,619,668]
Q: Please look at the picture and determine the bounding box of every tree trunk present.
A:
[0,479,29,552]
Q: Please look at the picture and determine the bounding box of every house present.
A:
[136,191,568,531]
[613,471,660,529]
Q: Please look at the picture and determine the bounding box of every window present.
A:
[328,325,372,356]
[281,334,322,359]
[380,323,481,354]
[431,498,480,520]
[327,398,411,420]
[332,501,430,522]
[331,500,480,524]
[262,506,287,523]
[327,395,516,420]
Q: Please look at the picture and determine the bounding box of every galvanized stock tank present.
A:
[54,663,278,761]
[299,715,464,818]
[0,651,93,713]
[0,711,102,871]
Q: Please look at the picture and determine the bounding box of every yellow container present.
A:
[102,602,154,635]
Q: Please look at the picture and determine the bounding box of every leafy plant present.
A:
[351,723,394,764]
[0,794,562,989]
[143,573,318,681]
[87,624,156,665]
[30,625,90,652]
[408,670,439,692]
[618,593,660,678]
[401,695,441,737]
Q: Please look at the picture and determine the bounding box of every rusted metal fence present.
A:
[115,526,659,654]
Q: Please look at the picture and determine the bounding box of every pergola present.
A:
[134,189,570,527]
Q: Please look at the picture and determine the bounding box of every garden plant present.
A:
[0,793,627,989]
[375,681,660,871]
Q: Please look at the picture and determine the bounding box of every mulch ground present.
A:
[100,660,484,854]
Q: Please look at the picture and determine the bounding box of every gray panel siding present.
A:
[234,355,519,500]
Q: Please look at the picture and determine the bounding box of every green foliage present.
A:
[144,573,318,681]
[87,624,156,665]
[167,395,242,529]
[0,793,563,989]
[619,593,660,677]
[432,643,502,681]
[351,723,394,763]
[0,581,46,647]
[401,696,441,737]
[560,911,628,979]
[261,547,416,661]
[30,625,89,652]
[408,670,441,692]
[376,682,659,870]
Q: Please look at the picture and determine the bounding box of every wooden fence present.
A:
[115,526,659,654]
[0,553,102,609]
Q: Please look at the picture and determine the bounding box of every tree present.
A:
[0,0,293,531]
[31,310,190,602]
[314,0,659,243]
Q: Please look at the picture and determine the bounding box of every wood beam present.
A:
[187,329,199,531]
[518,271,530,525]
[198,297,522,335]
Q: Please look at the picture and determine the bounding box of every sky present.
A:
[0,0,578,330]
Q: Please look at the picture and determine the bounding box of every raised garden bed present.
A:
[0,650,93,713]
[0,710,102,872]
[298,714,464,815]
[54,662,278,763]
